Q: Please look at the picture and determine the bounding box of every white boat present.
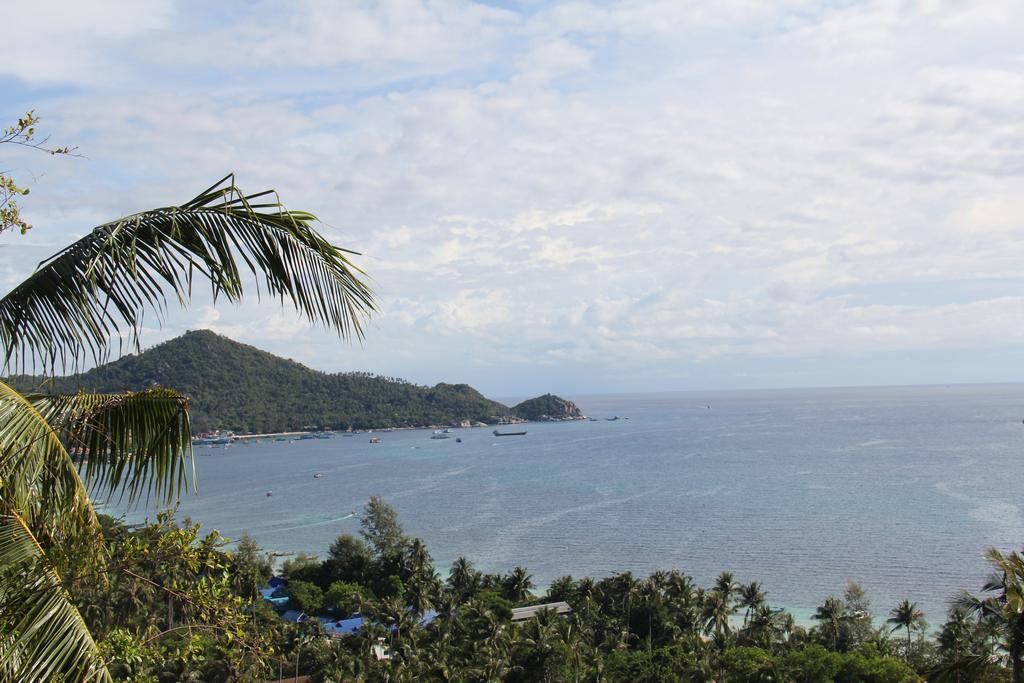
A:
[430,430,451,440]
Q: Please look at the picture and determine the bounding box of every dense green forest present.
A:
[10,330,529,434]
[73,499,1018,682]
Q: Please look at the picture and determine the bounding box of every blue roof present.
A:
[319,616,364,635]
[288,609,434,635]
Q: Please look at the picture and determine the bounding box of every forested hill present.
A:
[10,330,519,434]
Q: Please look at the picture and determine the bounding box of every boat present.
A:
[605,416,620,421]
[193,435,233,446]
[369,437,381,444]
[298,434,317,440]
[493,430,527,436]
[456,437,462,443]
[315,433,332,439]
[430,430,451,440]
[313,473,324,479]
[266,491,273,497]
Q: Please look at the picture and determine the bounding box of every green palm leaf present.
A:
[28,388,193,507]
[0,176,375,681]
[0,380,95,540]
[1,383,192,539]
[1,174,375,371]
[0,513,111,683]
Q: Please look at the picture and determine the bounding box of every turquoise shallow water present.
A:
[107,383,1024,622]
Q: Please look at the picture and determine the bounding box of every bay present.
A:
[107,383,1024,622]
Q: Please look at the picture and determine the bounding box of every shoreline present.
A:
[199,416,588,442]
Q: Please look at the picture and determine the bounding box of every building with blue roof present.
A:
[280,610,309,623]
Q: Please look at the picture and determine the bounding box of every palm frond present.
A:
[0,513,111,682]
[0,380,94,539]
[1,174,375,371]
[28,388,193,505]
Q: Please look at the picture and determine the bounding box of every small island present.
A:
[512,393,585,421]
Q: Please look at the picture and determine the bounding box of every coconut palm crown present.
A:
[0,175,374,681]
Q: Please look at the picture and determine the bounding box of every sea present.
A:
[105,383,1024,624]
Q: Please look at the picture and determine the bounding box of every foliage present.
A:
[67,512,275,682]
[287,580,324,615]
[325,534,372,585]
[1,111,76,235]
[0,171,373,681]
[229,533,273,598]
[359,495,406,558]
[887,599,927,664]
[30,497,1024,682]
[324,581,370,616]
[954,547,1024,683]
[604,644,707,682]
[721,646,777,681]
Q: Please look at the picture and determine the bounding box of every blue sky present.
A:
[2,0,1023,396]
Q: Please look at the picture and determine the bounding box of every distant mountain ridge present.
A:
[10,330,579,434]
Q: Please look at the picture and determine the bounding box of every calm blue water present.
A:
[108,384,1024,622]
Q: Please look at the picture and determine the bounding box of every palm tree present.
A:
[714,571,737,605]
[744,604,787,650]
[574,576,597,627]
[504,566,535,604]
[813,596,848,652]
[955,547,1024,683]
[448,557,480,600]
[703,590,733,639]
[641,575,663,653]
[888,599,925,663]
[664,570,700,638]
[404,538,440,614]
[0,176,374,681]
[932,607,990,683]
[738,581,767,626]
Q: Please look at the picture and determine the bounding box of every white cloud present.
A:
[3,0,1024,392]
[0,0,174,84]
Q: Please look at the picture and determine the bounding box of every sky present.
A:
[1,0,1023,397]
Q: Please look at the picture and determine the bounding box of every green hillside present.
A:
[9,330,517,434]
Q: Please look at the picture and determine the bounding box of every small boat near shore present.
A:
[194,436,233,446]
[493,430,527,437]
[369,437,381,444]
[430,430,451,440]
